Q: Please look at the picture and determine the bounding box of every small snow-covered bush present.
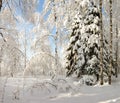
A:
[79,75,96,86]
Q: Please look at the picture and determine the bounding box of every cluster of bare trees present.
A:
[0,0,38,77]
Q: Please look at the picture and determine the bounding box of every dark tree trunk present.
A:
[0,0,2,11]
[109,0,113,85]
[99,0,104,85]
[115,24,118,78]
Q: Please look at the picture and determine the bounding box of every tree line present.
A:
[0,0,119,85]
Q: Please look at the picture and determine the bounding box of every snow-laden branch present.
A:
[35,34,55,48]
[0,32,6,42]
[10,47,25,57]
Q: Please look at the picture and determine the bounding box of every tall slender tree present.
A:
[24,29,27,69]
[0,0,3,76]
[99,0,104,85]
[115,24,118,78]
[53,0,59,74]
[0,45,3,76]
[0,0,2,11]
[109,0,113,85]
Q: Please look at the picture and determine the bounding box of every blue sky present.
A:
[37,0,45,12]
[16,0,45,59]
[17,0,56,59]
[37,0,56,55]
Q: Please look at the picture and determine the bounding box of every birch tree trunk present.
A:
[24,29,27,69]
[0,0,2,76]
[109,0,113,85]
[53,0,58,74]
[0,47,3,76]
[99,0,104,85]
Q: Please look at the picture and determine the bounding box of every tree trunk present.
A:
[0,0,2,10]
[0,0,2,76]
[99,0,104,85]
[53,0,58,74]
[115,24,118,78]
[24,29,27,69]
[0,47,2,76]
[55,34,58,71]
[109,0,113,85]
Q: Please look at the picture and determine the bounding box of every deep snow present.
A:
[0,75,120,103]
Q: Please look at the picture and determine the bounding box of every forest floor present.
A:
[0,75,120,103]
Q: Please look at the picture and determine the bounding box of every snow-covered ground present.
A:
[0,76,120,103]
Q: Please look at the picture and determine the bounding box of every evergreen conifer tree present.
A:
[66,0,110,84]
[65,12,84,77]
[83,1,110,81]
[83,1,102,79]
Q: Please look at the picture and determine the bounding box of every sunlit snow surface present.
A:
[0,76,120,103]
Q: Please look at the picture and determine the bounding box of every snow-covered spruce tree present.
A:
[66,0,110,84]
[82,1,110,82]
[65,12,84,77]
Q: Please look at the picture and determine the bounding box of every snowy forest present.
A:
[0,0,120,103]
